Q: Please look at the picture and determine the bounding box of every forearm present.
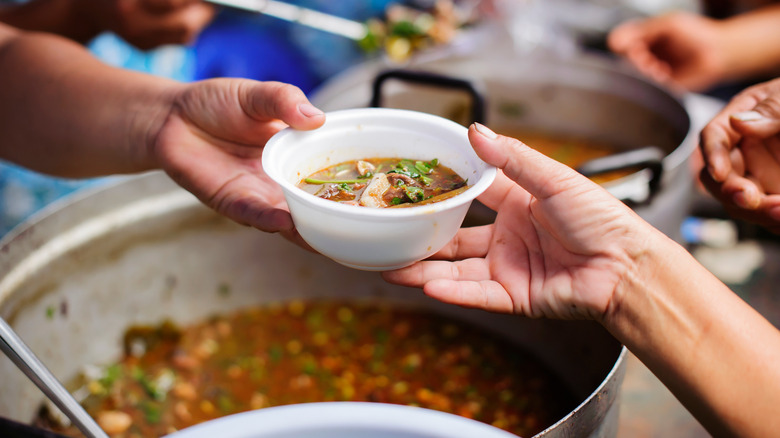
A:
[0,24,179,177]
[0,0,98,43]
[606,228,780,437]
[718,4,780,82]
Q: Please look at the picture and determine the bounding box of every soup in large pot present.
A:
[38,300,578,437]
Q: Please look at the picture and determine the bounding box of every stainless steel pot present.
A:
[0,172,626,437]
[311,41,716,240]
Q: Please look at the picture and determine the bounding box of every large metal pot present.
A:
[311,40,715,240]
[0,172,626,437]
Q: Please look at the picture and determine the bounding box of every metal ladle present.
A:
[204,0,369,40]
[0,317,109,438]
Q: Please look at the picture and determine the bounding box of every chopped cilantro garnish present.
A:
[414,161,432,175]
[404,186,425,202]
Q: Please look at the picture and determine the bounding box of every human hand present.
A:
[382,123,655,322]
[80,0,215,49]
[607,12,728,92]
[149,79,325,243]
[699,77,780,233]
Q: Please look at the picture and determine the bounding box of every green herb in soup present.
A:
[299,158,468,208]
[36,301,577,437]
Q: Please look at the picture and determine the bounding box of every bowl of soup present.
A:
[262,108,496,271]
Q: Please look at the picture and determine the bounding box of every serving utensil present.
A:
[0,317,108,438]
[204,0,368,40]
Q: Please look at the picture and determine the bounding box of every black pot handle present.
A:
[575,146,665,201]
[370,69,486,125]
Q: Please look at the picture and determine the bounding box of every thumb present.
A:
[244,81,325,131]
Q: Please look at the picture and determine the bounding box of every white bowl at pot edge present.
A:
[166,402,519,438]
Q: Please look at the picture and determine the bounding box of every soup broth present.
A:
[498,130,633,184]
[38,301,577,437]
[298,157,468,208]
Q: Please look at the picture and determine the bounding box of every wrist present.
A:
[124,78,185,173]
[718,6,780,82]
[602,226,700,345]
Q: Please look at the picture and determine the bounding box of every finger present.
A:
[468,123,595,201]
[625,45,670,83]
[700,109,749,183]
[278,228,316,252]
[717,172,762,210]
[217,192,294,232]
[175,158,295,232]
[740,136,780,194]
[381,258,490,289]
[730,107,780,140]
[241,81,325,130]
[761,194,780,223]
[720,193,780,229]
[606,19,644,54]
[427,225,494,260]
[424,279,515,314]
[698,167,741,208]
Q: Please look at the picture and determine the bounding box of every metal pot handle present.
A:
[370,69,486,125]
[575,146,665,202]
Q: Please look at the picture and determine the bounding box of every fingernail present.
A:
[770,205,780,221]
[473,122,498,139]
[734,188,760,209]
[707,164,724,182]
[299,103,324,118]
[731,111,763,122]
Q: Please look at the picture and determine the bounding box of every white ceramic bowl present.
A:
[167,402,518,438]
[263,108,496,271]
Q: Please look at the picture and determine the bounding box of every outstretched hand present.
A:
[607,12,728,92]
[699,77,780,233]
[150,79,325,242]
[383,123,655,322]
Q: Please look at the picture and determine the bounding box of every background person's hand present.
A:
[81,0,216,49]
[150,79,325,242]
[382,123,657,322]
[607,12,728,92]
[699,77,780,233]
